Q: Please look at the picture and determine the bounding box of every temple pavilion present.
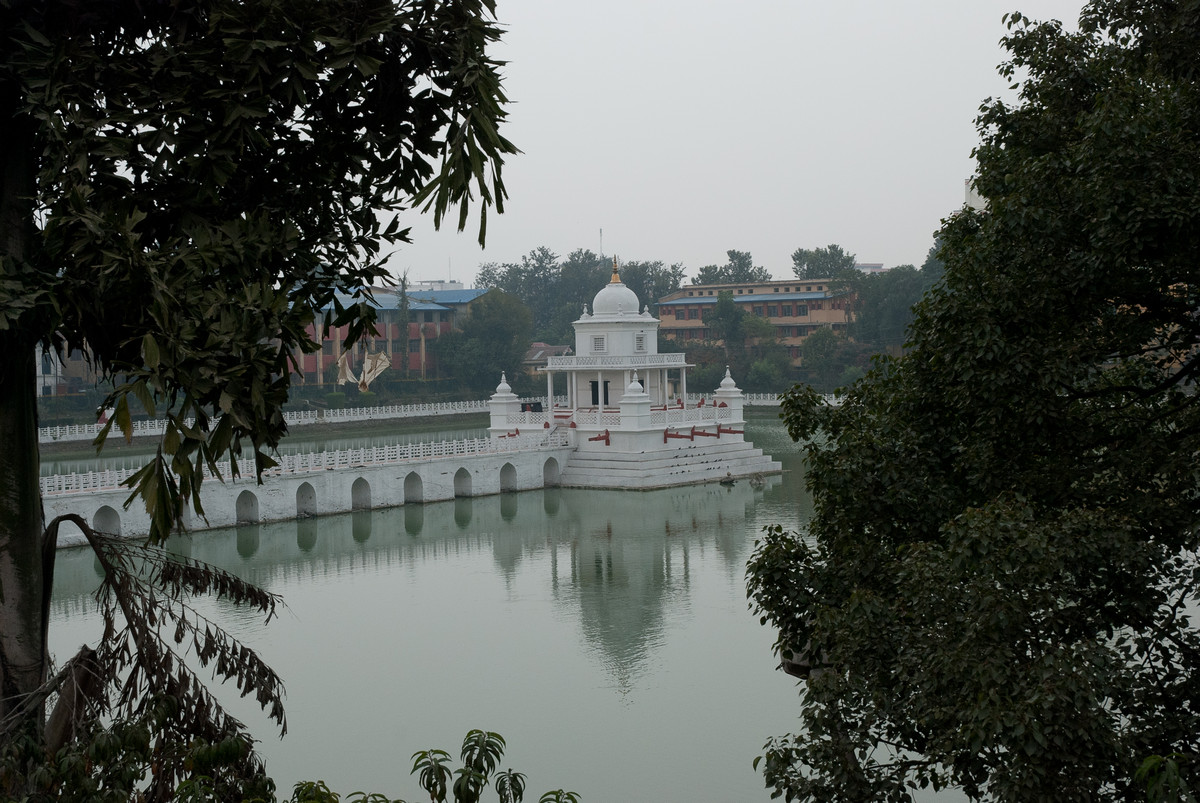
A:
[488,260,780,489]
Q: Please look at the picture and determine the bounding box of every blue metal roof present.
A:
[407,288,488,305]
[328,292,451,312]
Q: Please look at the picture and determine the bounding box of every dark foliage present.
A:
[749,2,1200,800]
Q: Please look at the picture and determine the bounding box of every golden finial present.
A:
[610,256,621,284]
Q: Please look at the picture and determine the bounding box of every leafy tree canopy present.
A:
[750,2,1200,800]
[475,248,685,343]
[0,0,514,794]
[790,243,856,279]
[435,288,532,395]
[695,249,771,284]
[848,259,944,350]
[615,259,686,314]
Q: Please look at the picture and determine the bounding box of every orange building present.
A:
[657,279,853,364]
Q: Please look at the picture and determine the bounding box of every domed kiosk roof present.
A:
[591,259,641,316]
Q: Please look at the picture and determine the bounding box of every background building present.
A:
[657,279,853,364]
[296,287,488,384]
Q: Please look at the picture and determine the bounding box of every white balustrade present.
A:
[41,428,570,498]
[546,354,686,369]
[38,396,568,444]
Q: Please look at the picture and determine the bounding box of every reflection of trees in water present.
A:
[236,524,260,559]
[297,518,318,553]
[404,504,423,536]
[49,484,763,685]
[352,510,372,543]
[454,496,472,529]
[500,491,517,522]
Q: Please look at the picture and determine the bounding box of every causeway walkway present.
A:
[37,392,800,445]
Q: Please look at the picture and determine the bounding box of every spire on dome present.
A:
[610,257,621,284]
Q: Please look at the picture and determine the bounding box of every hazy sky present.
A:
[389,0,1086,285]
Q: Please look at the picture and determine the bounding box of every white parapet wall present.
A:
[37,393,827,445]
[44,433,574,544]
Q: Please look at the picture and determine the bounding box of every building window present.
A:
[688,291,694,296]
[766,306,777,317]
[688,308,699,319]
[409,339,420,353]
[592,335,607,353]
[773,287,779,292]
[323,341,333,355]
[752,306,763,316]
[805,286,812,292]
[797,305,808,317]
[781,305,792,316]
[737,289,744,294]
[812,301,824,310]
[635,333,646,352]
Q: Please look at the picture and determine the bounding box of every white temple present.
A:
[489,260,781,489]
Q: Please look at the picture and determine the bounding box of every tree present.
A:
[615,259,686,312]
[475,247,567,341]
[749,3,1200,800]
[848,261,944,351]
[475,250,684,344]
[0,0,514,792]
[695,249,771,284]
[398,270,412,380]
[790,244,856,279]
[796,326,838,391]
[544,248,607,343]
[701,291,746,362]
[435,289,532,394]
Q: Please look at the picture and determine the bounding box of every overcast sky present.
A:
[388,0,1085,286]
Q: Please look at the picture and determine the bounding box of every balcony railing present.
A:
[545,354,688,369]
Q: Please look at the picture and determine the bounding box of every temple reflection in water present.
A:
[46,414,811,801]
[50,479,774,692]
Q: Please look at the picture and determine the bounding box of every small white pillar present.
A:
[488,372,522,439]
[618,372,653,433]
[713,366,745,424]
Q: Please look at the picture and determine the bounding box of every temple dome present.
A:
[591,259,641,316]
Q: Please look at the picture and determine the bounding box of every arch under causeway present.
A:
[453,467,472,498]
[500,462,517,493]
[93,505,121,536]
[236,490,259,524]
[351,477,372,510]
[404,472,423,504]
[543,457,561,487]
[296,482,317,518]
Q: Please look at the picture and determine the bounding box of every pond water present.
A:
[48,414,821,801]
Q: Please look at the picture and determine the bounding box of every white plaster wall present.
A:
[43,446,576,544]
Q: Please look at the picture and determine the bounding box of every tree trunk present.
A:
[0,335,48,740]
[0,70,48,741]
